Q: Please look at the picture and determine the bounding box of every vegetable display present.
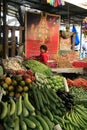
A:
[35,72,65,91]
[0,87,87,130]
[70,87,87,107]
[23,59,53,77]
[0,58,87,130]
[0,69,35,98]
[67,77,87,89]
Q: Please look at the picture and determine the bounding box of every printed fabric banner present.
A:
[25,11,60,59]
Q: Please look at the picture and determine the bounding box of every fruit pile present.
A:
[0,69,35,98]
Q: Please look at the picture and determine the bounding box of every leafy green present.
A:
[23,60,53,77]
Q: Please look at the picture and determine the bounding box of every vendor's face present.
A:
[40,48,45,53]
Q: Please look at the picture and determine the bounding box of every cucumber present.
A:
[4,123,13,130]
[29,116,43,130]
[0,101,8,119]
[44,87,57,103]
[42,115,54,130]
[36,115,49,130]
[50,102,57,113]
[9,98,16,116]
[16,96,22,116]
[20,115,27,130]
[24,93,35,112]
[46,107,54,121]
[40,89,47,105]
[53,115,63,126]
[24,118,36,129]
[32,87,40,110]
[4,116,15,128]
[53,118,60,125]
[22,101,29,117]
[37,89,44,110]
[14,116,20,130]
[48,88,58,99]
[42,87,50,105]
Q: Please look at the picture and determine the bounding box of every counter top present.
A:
[51,68,84,74]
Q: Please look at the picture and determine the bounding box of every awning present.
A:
[64,0,87,9]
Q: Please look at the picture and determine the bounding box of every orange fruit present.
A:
[15,93,21,99]
[5,77,12,85]
[25,78,32,84]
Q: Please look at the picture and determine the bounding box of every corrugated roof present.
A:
[5,0,87,24]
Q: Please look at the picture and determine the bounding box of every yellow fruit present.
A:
[23,86,29,92]
[5,77,12,85]
[8,85,14,91]
[2,83,8,89]
[9,92,15,97]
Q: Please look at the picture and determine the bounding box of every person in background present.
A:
[37,44,49,65]
[82,39,87,58]
[32,44,49,65]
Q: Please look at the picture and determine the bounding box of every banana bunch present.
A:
[63,105,87,130]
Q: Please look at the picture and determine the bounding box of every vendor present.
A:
[36,44,49,65]
[30,44,49,65]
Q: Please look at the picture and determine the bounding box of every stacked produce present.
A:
[57,89,74,111]
[22,59,53,76]
[35,72,65,91]
[63,105,87,130]
[52,51,79,68]
[0,88,66,130]
[70,87,87,107]
[53,54,73,68]
[2,58,25,71]
[0,58,87,130]
[0,69,35,98]
[67,77,87,89]
[0,86,87,130]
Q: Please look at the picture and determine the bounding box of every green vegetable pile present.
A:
[23,60,53,77]
[70,87,87,107]
[35,72,65,91]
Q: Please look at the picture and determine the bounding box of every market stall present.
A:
[0,58,87,130]
[0,0,87,130]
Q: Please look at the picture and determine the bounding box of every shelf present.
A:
[51,68,84,74]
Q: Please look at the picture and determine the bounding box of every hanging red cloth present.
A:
[54,0,59,7]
